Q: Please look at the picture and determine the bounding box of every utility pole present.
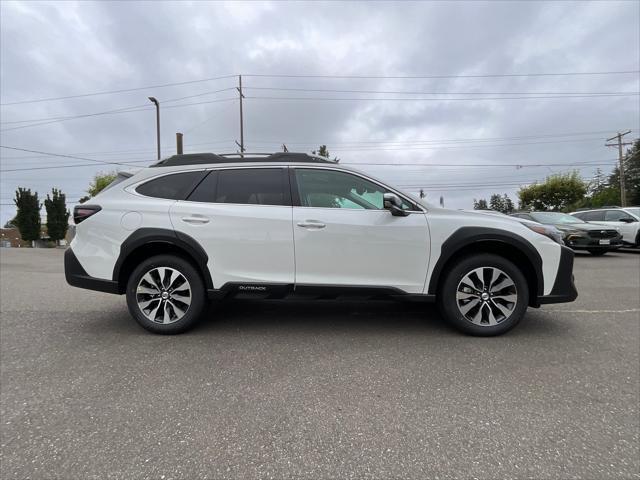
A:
[148,97,160,160]
[176,132,183,155]
[606,130,632,207]
[235,75,245,155]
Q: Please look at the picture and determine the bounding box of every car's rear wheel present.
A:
[587,249,608,256]
[438,254,529,336]
[126,255,206,334]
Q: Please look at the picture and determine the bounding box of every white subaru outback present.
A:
[65,152,577,336]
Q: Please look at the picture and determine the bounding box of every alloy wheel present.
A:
[456,267,518,326]
[136,267,192,324]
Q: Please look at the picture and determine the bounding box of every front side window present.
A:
[214,168,288,206]
[136,171,204,200]
[604,210,632,221]
[295,169,413,210]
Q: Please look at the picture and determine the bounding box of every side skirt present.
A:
[208,283,436,302]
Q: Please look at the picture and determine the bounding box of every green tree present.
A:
[13,188,41,243]
[518,171,587,211]
[87,171,117,197]
[489,194,505,212]
[473,198,488,210]
[44,188,70,243]
[312,145,340,162]
[620,139,639,205]
[502,194,515,213]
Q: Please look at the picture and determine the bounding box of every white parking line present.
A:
[543,309,640,314]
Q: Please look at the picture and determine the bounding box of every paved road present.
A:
[1,248,639,479]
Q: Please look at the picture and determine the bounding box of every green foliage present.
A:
[44,188,70,242]
[87,172,117,197]
[474,194,513,213]
[13,188,41,242]
[312,145,340,163]
[473,198,488,210]
[623,138,640,205]
[518,171,587,212]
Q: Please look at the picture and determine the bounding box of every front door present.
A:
[291,167,430,294]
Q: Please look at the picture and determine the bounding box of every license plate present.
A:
[599,239,610,245]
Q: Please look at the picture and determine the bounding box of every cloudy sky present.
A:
[1,0,638,224]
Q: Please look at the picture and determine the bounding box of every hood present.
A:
[554,222,618,232]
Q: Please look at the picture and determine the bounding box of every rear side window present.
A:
[187,168,289,206]
[136,171,204,200]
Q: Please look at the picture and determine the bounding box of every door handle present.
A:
[181,215,210,224]
[297,221,326,229]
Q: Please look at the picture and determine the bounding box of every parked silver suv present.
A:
[570,207,640,247]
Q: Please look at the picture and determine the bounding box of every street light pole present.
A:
[148,97,160,160]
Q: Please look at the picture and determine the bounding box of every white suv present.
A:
[65,152,577,336]
[570,207,640,247]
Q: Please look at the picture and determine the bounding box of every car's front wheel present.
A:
[126,255,206,334]
[438,254,529,336]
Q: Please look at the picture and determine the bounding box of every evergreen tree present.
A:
[13,188,41,243]
[44,188,70,242]
[473,198,488,210]
[489,194,505,212]
[312,145,340,162]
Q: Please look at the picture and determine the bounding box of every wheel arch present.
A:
[428,227,543,307]
[112,228,213,293]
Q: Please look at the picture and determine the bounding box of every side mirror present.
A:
[619,217,635,223]
[383,193,409,217]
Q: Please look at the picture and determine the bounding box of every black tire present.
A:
[126,254,206,334]
[437,253,529,336]
[587,249,608,256]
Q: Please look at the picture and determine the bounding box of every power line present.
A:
[0,74,237,106]
[243,70,640,80]
[0,96,237,132]
[3,70,637,107]
[0,87,238,126]
[0,160,152,173]
[245,86,639,96]
[246,93,638,102]
[0,145,145,169]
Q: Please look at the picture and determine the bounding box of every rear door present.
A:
[290,167,430,294]
[169,167,295,288]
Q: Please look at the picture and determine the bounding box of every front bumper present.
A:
[564,234,623,251]
[64,248,121,294]
[536,246,578,305]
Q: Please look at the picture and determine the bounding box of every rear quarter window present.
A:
[136,171,205,200]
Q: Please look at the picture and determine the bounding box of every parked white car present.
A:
[65,152,577,336]
[570,207,640,247]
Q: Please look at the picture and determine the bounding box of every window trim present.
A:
[289,166,424,213]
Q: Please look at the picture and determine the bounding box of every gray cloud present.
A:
[1,0,638,222]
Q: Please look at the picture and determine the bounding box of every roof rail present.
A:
[150,151,338,167]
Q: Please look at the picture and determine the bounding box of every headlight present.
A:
[524,223,564,245]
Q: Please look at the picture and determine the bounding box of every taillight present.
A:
[74,205,102,224]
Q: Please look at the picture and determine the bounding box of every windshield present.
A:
[530,212,584,224]
[625,207,640,218]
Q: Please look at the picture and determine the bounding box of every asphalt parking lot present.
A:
[1,248,639,479]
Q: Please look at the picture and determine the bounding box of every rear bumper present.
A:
[536,246,578,305]
[64,248,121,294]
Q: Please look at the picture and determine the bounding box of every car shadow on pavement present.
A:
[79,298,569,339]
